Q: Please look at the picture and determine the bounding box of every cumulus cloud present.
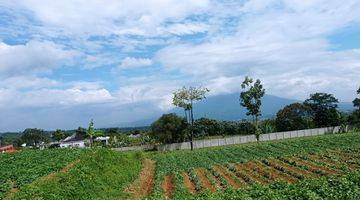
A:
[0,40,77,78]
[3,0,210,36]
[0,0,360,131]
[155,0,360,101]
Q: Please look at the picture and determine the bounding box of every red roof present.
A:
[0,145,16,153]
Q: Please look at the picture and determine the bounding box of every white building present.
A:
[60,134,87,148]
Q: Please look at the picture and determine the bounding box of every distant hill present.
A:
[126,93,355,127]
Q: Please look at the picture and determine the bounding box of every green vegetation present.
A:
[13,150,142,200]
[0,149,84,199]
[149,132,360,199]
[1,132,360,200]
[151,132,360,175]
[150,113,188,144]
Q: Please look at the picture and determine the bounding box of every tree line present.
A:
[150,77,360,149]
[1,77,359,149]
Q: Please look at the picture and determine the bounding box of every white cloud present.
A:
[118,57,153,69]
[155,0,360,102]
[5,0,210,37]
[0,40,77,78]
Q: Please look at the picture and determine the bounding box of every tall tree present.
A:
[150,113,188,144]
[75,127,87,140]
[304,93,340,127]
[21,128,49,147]
[87,119,95,147]
[172,86,209,150]
[52,129,66,142]
[275,103,314,131]
[240,76,265,140]
[353,87,360,110]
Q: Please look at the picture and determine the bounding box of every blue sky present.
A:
[0,0,359,131]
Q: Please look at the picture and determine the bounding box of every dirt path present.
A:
[126,159,155,199]
[162,175,174,199]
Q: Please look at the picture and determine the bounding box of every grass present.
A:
[3,149,143,200]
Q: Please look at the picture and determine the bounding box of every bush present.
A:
[276,103,315,132]
[194,118,222,137]
[150,113,188,144]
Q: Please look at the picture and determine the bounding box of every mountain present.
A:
[125,93,355,127]
[173,94,298,120]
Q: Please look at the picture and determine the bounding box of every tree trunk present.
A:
[190,101,194,151]
[184,109,188,123]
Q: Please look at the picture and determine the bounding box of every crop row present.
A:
[148,132,360,199]
[152,132,360,176]
[152,148,359,199]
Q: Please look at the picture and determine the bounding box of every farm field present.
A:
[0,132,359,200]
[147,132,360,199]
[0,149,84,199]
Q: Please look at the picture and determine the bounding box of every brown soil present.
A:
[268,158,315,178]
[235,163,267,184]
[253,160,297,183]
[182,172,196,194]
[162,175,174,199]
[126,159,155,199]
[292,157,340,175]
[213,165,242,188]
[243,162,271,183]
[195,168,216,192]
[308,154,355,171]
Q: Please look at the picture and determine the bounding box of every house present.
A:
[0,145,16,153]
[94,136,110,145]
[60,134,87,148]
[129,133,141,138]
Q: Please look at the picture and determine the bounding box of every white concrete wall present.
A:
[113,126,341,152]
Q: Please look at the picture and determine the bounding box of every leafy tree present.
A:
[173,86,209,150]
[353,87,360,110]
[75,127,87,140]
[20,128,49,147]
[87,119,101,147]
[275,103,314,131]
[52,129,66,142]
[105,128,119,136]
[150,113,188,144]
[259,119,277,134]
[240,76,265,140]
[194,118,222,137]
[304,93,340,127]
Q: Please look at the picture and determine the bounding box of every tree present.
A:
[75,127,87,140]
[194,118,222,137]
[150,113,188,144]
[275,103,314,132]
[172,86,209,150]
[240,76,265,140]
[87,119,96,147]
[353,87,360,110]
[304,93,340,127]
[52,129,66,142]
[21,128,49,147]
